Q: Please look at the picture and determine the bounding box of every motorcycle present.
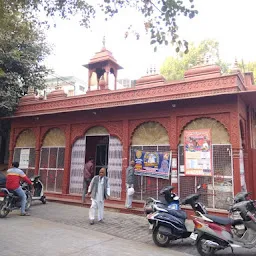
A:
[0,182,32,218]
[192,198,256,256]
[144,186,180,215]
[30,175,46,204]
[147,193,208,247]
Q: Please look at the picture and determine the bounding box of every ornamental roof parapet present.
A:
[13,72,249,117]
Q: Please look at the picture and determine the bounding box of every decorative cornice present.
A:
[14,75,240,117]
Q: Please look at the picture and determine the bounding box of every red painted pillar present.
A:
[62,124,71,195]
[8,127,15,168]
[169,113,178,190]
[34,127,41,175]
[121,120,129,200]
[232,148,242,195]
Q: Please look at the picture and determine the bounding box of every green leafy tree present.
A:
[0,0,198,52]
[160,39,229,81]
[0,9,50,117]
[239,61,256,84]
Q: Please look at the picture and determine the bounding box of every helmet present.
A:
[127,187,135,196]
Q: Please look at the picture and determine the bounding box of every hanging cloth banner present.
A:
[134,150,172,179]
[184,129,212,176]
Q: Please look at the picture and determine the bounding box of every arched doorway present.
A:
[14,129,36,177]
[69,126,123,199]
[130,121,170,201]
[178,118,232,210]
[39,128,65,193]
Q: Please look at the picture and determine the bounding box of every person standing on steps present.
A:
[125,160,135,209]
[87,168,110,225]
[82,157,94,203]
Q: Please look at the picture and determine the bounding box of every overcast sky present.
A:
[44,0,256,82]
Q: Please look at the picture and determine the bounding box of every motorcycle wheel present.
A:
[196,237,216,256]
[152,227,170,247]
[25,193,32,210]
[0,198,10,218]
[41,196,46,204]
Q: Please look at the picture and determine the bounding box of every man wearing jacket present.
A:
[87,168,110,225]
[6,162,32,216]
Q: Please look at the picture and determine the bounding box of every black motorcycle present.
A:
[144,186,180,215]
[0,182,32,218]
[147,193,207,247]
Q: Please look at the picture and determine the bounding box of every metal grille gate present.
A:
[178,144,233,209]
[39,147,65,193]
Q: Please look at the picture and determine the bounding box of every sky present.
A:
[44,0,256,83]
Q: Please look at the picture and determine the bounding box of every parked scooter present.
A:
[144,186,180,215]
[30,175,46,204]
[147,193,208,247]
[193,198,256,255]
[0,182,32,218]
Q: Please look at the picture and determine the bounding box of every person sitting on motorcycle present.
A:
[6,162,32,216]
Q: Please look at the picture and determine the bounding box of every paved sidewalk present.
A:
[0,217,191,256]
[4,201,256,256]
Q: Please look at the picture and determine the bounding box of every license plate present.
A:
[149,223,154,230]
[190,233,198,240]
[0,197,4,201]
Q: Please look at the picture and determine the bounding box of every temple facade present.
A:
[8,47,256,212]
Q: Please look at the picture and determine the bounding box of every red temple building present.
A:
[8,47,256,213]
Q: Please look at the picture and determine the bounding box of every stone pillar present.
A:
[169,113,178,190]
[88,70,93,91]
[34,127,41,175]
[8,128,15,168]
[121,120,129,200]
[114,70,118,90]
[232,148,242,194]
[105,68,110,90]
[62,124,71,195]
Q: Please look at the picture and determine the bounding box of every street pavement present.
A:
[1,201,256,256]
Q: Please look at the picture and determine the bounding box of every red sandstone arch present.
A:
[178,117,230,145]
[130,120,169,146]
[14,128,36,148]
[40,126,66,147]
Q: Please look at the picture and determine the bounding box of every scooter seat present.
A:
[204,214,233,225]
[167,209,187,219]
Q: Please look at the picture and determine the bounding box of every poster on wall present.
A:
[184,129,212,176]
[19,148,30,169]
[134,150,172,179]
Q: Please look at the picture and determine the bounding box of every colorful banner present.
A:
[184,129,212,176]
[134,150,171,179]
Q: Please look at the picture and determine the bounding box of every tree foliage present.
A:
[160,39,229,81]
[0,5,50,117]
[239,61,256,84]
[0,0,198,52]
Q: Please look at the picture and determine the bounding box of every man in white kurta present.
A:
[87,168,110,225]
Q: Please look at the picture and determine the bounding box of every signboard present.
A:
[19,149,30,169]
[134,150,172,179]
[184,129,212,176]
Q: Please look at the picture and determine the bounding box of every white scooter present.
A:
[31,175,46,204]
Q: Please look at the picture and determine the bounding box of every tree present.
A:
[0,0,198,52]
[0,9,50,117]
[239,61,256,84]
[160,39,229,81]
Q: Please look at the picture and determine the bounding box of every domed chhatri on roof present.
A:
[83,39,123,91]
